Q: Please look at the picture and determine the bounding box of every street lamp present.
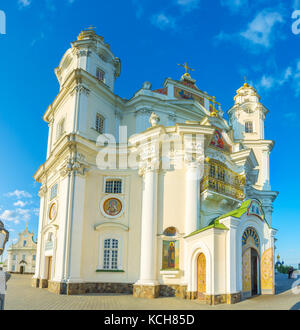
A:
[0,220,9,256]
[0,221,9,310]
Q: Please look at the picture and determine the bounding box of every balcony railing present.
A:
[201,160,246,201]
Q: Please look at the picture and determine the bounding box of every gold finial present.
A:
[209,96,220,117]
[178,62,195,74]
[243,76,249,87]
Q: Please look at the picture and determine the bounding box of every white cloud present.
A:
[215,9,285,51]
[176,0,200,12]
[0,209,31,224]
[240,10,284,48]
[151,13,176,30]
[220,0,248,13]
[257,67,292,91]
[5,190,32,199]
[13,201,28,207]
[18,0,31,8]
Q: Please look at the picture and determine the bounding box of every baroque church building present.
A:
[32,29,278,305]
[7,225,37,274]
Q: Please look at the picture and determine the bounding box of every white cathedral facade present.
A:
[32,29,278,304]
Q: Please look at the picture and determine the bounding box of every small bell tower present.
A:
[228,81,268,141]
[228,81,273,191]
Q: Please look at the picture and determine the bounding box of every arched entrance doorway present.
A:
[242,227,260,298]
[20,266,24,274]
[197,253,206,300]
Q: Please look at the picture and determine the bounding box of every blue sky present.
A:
[0,0,299,266]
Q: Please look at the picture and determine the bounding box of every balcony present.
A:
[201,160,246,201]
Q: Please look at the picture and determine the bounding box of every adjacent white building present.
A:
[32,29,278,304]
[7,225,37,274]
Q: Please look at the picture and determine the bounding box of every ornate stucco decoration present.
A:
[149,112,160,127]
[59,153,89,177]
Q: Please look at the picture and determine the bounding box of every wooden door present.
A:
[47,257,52,281]
[197,253,206,300]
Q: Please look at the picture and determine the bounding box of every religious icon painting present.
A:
[210,129,232,153]
[48,202,57,221]
[162,240,179,270]
[101,197,123,218]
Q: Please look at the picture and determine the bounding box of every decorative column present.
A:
[184,134,204,235]
[133,160,159,298]
[32,184,47,288]
[185,162,201,235]
[63,153,89,295]
[71,84,90,135]
[262,149,271,191]
[46,118,54,158]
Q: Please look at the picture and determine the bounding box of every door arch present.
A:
[242,227,260,298]
[20,266,24,274]
[197,253,206,300]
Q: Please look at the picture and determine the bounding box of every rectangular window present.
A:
[105,179,122,194]
[96,68,105,82]
[13,255,16,261]
[23,240,27,247]
[96,113,105,134]
[33,255,36,261]
[245,121,253,133]
[12,265,15,272]
[50,184,58,200]
[103,238,119,270]
[22,255,26,261]
[56,119,65,140]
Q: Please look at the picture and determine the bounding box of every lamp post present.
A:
[0,220,9,310]
[0,220,9,256]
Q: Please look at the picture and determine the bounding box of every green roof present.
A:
[185,220,229,238]
[216,200,251,221]
[185,199,274,239]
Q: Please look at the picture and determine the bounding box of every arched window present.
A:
[162,227,179,270]
[242,227,260,248]
[103,238,119,270]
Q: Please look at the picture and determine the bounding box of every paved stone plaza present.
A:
[4,273,300,310]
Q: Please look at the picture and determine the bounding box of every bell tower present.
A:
[55,27,121,92]
[228,82,273,191]
[228,82,268,141]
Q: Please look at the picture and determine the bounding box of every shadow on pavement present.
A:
[275,273,295,295]
[290,302,300,310]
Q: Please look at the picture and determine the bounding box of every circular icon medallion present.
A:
[103,198,123,217]
[49,202,57,221]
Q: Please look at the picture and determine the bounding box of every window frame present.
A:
[245,121,254,133]
[96,67,105,82]
[103,177,124,194]
[56,118,65,140]
[95,113,105,134]
[50,183,58,201]
[98,234,123,271]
